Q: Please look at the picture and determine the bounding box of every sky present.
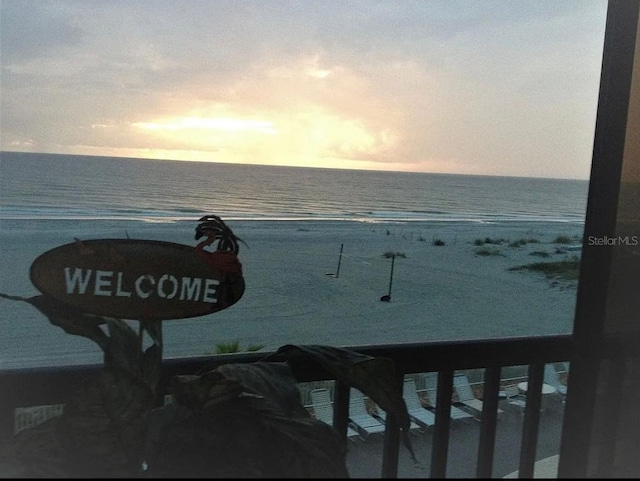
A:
[1,0,608,179]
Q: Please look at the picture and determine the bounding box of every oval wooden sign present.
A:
[29,239,245,321]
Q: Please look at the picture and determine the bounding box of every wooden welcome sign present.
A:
[30,238,245,321]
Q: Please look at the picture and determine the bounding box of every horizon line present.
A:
[0,149,591,182]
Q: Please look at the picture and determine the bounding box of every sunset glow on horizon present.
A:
[125,98,401,170]
[132,117,279,134]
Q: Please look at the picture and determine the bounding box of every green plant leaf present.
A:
[51,368,155,477]
[267,345,412,432]
[3,294,110,351]
[148,360,349,477]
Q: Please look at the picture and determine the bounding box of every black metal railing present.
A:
[0,334,573,478]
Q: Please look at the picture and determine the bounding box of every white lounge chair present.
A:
[402,378,436,430]
[421,373,474,422]
[452,373,504,419]
[544,364,568,397]
[504,384,527,415]
[310,388,361,440]
[374,405,422,433]
[348,388,386,438]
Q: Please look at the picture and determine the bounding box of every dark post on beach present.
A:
[326,243,344,278]
[335,243,343,278]
[380,254,395,302]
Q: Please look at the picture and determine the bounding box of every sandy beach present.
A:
[0,219,583,369]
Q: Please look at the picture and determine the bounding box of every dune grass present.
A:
[509,238,540,247]
[382,251,407,258]
[529,250,551,258]
[474,237,540,247]
[508,256,580,282]
[553,235,575,244]
[474,237,507,246]
[475,247,504,257]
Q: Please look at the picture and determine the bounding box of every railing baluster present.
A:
[333,380,351,441]
[381,371,403,478]
[595,357,626,477]
[519,363,544,478]
[431,369,453,478]
[476,367,501,478]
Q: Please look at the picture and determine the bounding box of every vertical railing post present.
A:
[0,378,15,442]
[519,363,545,478]
[381,371,403,478]
[333,380,351,441]
[595,357,626,477]
[431,369,454,478]
[476,367,501,478]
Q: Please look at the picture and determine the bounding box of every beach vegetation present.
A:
[509,238,540,247]
[553,246,580,255]
[216,340,241,353]
[474,237,507,246]
[474,247,504,257]
[488,237,507,244]
[382,251,406,258]
[508,255,581,283]
[553,235,573,244]
[529,250,551,258]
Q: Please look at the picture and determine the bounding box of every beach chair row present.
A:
[308,365,569,440]
[307,375,480,441]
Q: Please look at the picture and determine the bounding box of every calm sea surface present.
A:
[1,151,588,224]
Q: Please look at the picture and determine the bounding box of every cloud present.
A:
[0,0,608,178]
[0,0,85,63]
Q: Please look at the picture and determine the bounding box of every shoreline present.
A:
[0,218,583,369]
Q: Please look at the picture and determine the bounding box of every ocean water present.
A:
[0,151,588,224]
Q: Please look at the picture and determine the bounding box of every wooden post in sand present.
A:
[381,254,395,302]
[335,243,344,278]
[388,254,395,296]
[326,243,344,278]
